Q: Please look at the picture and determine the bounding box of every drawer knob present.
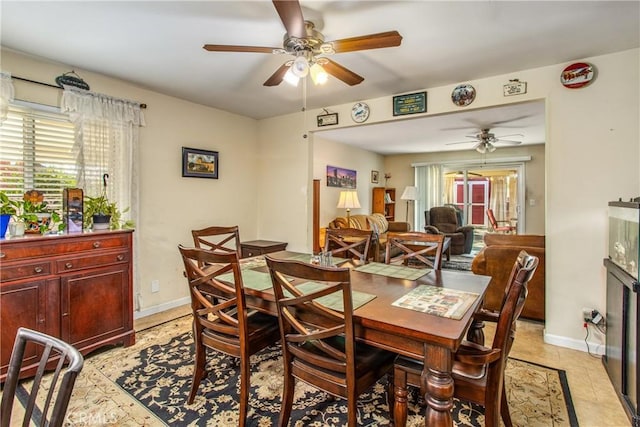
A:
[93,241,101,248]
[65,262,73,269]
[34,266,43,273]
[117,255,124,261]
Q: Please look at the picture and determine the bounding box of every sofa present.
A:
[327,213,410,262]
[471,233,545,321]
[424,206,474,255]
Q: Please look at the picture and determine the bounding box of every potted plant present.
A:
[0,191,19,237]
[20,190,63,234]
[84,174,133,230]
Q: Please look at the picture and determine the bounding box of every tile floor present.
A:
[134,305,631,427]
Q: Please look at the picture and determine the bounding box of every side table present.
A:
[240,240,288,258]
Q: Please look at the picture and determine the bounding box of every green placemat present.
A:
[217,269,273,291]
[391,285,479,320]
[355,262,431,280]
[240,256,267,270]
[285,281,376,312]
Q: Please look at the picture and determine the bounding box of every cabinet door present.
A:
[60,264,132,351]
[0,279,59,376]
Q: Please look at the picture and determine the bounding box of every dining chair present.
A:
[390,251,539,427]
[384,231,445,269]
[265,255,396,427]
[178,245,280,424]
[191,225,242,261]
[486,208,516,234]
[0,327,84,427]
[323,227,373,260]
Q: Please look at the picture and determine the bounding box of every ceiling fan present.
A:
[202,0,402,87]
[446,128,523,153]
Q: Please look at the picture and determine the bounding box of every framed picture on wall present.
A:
[182,147,219,179]
[371,170,379,184]
[326,165,356,189]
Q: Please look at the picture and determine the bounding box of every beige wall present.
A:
[4,46,639,351]
[2,48,261,315]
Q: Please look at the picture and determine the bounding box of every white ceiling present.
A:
[2,1,638,154]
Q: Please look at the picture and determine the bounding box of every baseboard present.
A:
[543,328,606,355]
[134,296,191,320]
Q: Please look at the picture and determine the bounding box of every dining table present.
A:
[232,250,491,427]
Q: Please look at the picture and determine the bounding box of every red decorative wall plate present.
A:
[560,62,595,89]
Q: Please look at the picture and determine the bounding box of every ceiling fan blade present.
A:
[495,133,524,139]
[445,140,476,145]
[203,44,277,53]
[495,139,522,145]
[263,63,291,87]
[272,0,306,38]
[490,115,532,126]
[320,59,364,86]
[327,31,403,53]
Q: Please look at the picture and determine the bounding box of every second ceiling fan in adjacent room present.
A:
[202,0,402,87]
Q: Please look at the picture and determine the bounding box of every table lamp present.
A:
[337,190,361,226]
[400,186,418,225]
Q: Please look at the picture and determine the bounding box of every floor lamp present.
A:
[337,190,361,226]
[400,186,418,228]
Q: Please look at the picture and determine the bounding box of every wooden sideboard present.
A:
[0,230,135,380]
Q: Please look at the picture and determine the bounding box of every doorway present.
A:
[443,165,524,234]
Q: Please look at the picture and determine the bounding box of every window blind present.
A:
[0,104,76,210]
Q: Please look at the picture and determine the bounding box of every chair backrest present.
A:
[191,225,241,260]
[0,328,84,427]
[265,256,355,388]
[324,228,373,260]
[486,208,499,229]
[178,245,248,341]
[385,231,445,269]
[491,250,539,365]
[428,207,459,233]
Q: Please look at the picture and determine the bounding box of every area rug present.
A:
[64,316,578,426]
[442,254,474,271]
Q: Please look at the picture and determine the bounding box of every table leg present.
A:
[466,318,485,345]
[424,345,454,427]
[393,370,409,427]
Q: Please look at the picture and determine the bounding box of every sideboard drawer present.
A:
[0,233,130,261]
[56,250,130,273]
[0,261,53,282]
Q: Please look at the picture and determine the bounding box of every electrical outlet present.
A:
[582,308,593,322]
[151,279,160,293]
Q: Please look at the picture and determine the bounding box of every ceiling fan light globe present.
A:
[291,55,309,77]
[283,69,300,86]
[476,144,487,154]
[487,144,497,153]
[310,63,328,85]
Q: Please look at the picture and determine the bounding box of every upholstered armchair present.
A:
[424,206,474,254]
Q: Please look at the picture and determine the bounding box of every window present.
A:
[0,103,76,210]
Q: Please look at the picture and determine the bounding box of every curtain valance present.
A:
[60,87,145,126]
[0,72,16,124]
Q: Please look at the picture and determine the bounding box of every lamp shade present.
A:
[400,186,418,201]
[337,190,361,209]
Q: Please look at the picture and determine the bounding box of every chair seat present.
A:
[202,311,279,350]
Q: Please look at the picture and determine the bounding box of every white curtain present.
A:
[0,72,15,125]
[415,164,443,231]
[60,88,145,228]
[489,176,508,221]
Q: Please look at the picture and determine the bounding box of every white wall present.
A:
[2,48,261,316]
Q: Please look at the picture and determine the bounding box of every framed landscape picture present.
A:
[326,165,356,189]
[182,147,218,179]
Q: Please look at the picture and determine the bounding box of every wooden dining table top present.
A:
[243,251,490,358]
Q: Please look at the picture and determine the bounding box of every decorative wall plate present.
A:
[351,102,370,123]
[561,62,595,89]
[451,84,476,107]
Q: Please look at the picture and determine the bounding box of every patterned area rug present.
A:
[442,254,475,271]
[57,315,579,426]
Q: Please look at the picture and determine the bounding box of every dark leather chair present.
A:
[178,245,280,425]
[391,251,539,427]
[1,327,84,427]
[385,231,445,270]
[324,227,373,260]
[424,206,474,254]
[265,255,396,427]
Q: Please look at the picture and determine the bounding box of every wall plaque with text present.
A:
[393,92,427,116]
